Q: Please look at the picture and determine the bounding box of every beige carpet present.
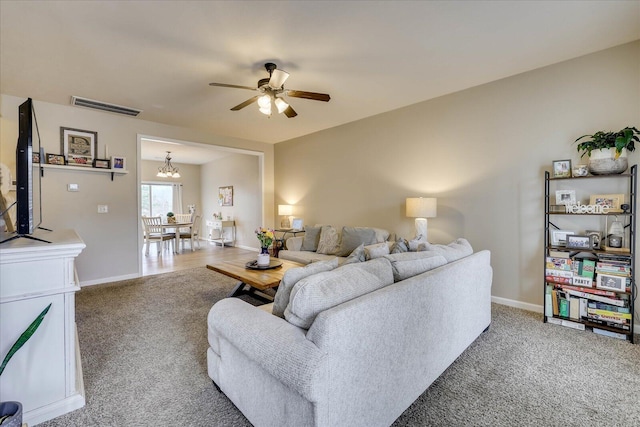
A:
[37,267,639,427]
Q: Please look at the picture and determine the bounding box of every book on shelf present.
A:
[584,316,631,331]
[559,298,569,318]
[546,275,572,285]
[547,316,586,331]
[545,269,573,278]
[546,257,573,271]
[569,297,580,320]
[558,284,617,297]
[595,274,631,293]
[580,259,596,279]
[562,288,626,307]
[592,328,627,340]
[548,249,576,258]
[587,301,630,314]
[571,276,592,288]
[586,308,632,321]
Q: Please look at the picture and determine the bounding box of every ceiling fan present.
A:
[209,63,330,118]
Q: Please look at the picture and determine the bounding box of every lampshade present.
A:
[258,94,271,108]
[269,69,290,89]
[274,97,289,114]
[278,204,293,216]
[608,218,624,235]
[406,197,437,218]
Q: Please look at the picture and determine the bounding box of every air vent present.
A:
[71,96,142,117]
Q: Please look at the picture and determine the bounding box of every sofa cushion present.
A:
[383,251,448,282]
[342,243,366,265]
[316,225,341,255]
[390,237,409,253]
[285,258,394,329]
[408,235,424,251]
[364,242,390,260]
[301,226,322,251]
[418,238,474,262]
[272,258,339,318]
[336,226,377,256]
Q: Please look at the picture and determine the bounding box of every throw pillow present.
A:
[300,226,322,251]
[284,258,394,329]
[272,258,339,318]
[364,242,390,260]
[383,251,448,282]
[316,225,341,255]
[342,243,366,265]
[336,226,377,256]
[408,235,424,251]
[390,237,409,253]
[419,238,473,262]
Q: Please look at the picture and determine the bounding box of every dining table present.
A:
[161,221,193,254]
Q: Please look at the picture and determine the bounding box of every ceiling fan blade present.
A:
[283,105,298,118]
[269,69,290,89]
[209,82,257,91]
[286,90,331,102]
[230,96,260,111]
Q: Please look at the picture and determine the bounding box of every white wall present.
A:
[201,153,261,249]
[275,41,640,310]
[0,95,275,284]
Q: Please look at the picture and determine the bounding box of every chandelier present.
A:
[156,151,180,178]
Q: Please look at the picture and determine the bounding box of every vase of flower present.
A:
[255,228,274,266]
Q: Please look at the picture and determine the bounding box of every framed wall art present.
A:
[589,194,624,213]
[111,156,126,170]
[60,127,97,167]
[93,159,111,169]
[552,159,572,178]
[46,153,65,165]
[565,235,592,250]
[219,186,233,206]
[555,190,576,205]
[550,229,575,247]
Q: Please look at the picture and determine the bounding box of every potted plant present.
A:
[575,126,639,175]
[166,212,176,224]
[0,303,51,426]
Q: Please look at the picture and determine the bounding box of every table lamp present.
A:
[278,204,293,228]
[406,197,437,241]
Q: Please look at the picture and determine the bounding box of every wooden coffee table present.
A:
[206,258,304,303]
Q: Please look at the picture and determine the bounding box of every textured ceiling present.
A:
[1,1,639,146]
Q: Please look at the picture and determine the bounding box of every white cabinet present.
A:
[211,220,235,247]
[0,229,86,425]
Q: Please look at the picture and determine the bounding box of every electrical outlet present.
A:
[97,205,108,214]
[67,184,79,192]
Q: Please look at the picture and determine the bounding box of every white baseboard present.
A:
[80,273,139,287]
[491,296,639,337]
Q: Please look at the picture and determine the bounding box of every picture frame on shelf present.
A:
[589,194,624,213]
[93,159,111,169]
[219,186,233,206]
[585,230,602,249]
[292,218,304,231]
[555,190,576,205]
[32,152,40,163]
[566,235,592,250]
[552,159,572,178]
[60,127,97,166]
[46,153,65,165]
[550,229,575,247]
[111,156,126,170]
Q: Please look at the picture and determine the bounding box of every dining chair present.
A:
[175,213,193,223]
[141,216,175,256]
[180,215,201,251]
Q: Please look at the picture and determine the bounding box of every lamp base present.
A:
[280,217,291,228]
[414,218,428,242]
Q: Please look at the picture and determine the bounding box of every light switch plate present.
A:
[98,205,108,214]
[67,184,79,192]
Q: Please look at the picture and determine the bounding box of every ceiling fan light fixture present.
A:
[274,97,289,114]
[258,94,271,108]
[259,105,271,116]
[269,69,290,89]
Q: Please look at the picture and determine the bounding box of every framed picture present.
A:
[219,186,233,206]
[550,229,575,247]
[111,156,126,170]
[585,230,602,249]
[589,194,624,213]
[552,159,572,178]
[566,235,592,250]
[93,159,111,169]
[32,152,40,163]
[60,127,97,166]
[555,190,576,205]
[292,218,304,230]
[46,153,65,165]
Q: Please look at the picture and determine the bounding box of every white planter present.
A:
[588,148,628,175]
[257,253,270,266]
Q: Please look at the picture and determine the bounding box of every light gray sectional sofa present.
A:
[207,239,493,427]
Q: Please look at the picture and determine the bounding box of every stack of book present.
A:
[595,254,632,293]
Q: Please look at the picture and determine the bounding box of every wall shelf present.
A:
[36,163,128,181]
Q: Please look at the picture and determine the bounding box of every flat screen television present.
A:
[0,98,47,244]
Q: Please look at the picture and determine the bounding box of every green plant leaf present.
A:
[0,303,52,376]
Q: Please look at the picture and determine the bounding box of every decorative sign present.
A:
[564,203,611,214]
